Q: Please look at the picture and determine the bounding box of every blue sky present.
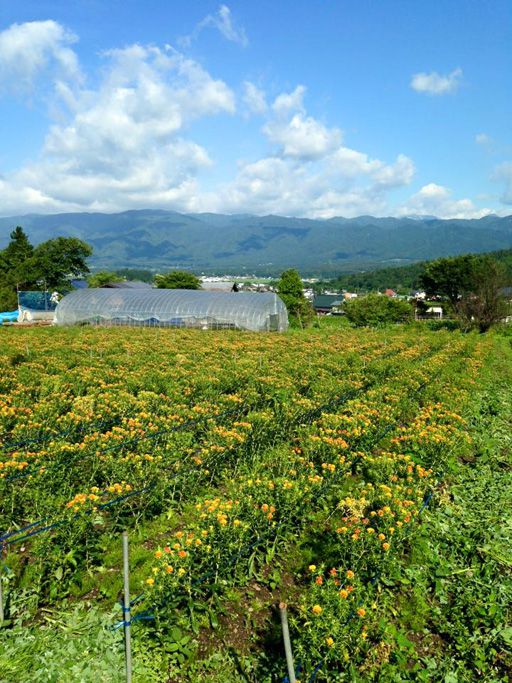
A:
[0,0,511,218]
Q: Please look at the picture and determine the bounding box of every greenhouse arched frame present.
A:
[54,289,289,332]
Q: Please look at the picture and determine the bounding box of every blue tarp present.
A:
[0,311,18,323]
[18,291,58,311]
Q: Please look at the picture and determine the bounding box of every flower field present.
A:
[0,324,511,682]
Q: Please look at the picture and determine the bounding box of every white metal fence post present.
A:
[122,531,132,683]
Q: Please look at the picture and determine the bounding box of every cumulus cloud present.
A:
[0,22,496,219]
[264,113,342,160]
[243,81,267,115]
[211,87,415,217]
[0,36,235,214]
[272,85,306,115]
[0,20,80,94]
[180,5,248,47]
[410,67,462,95]
[398,183,492,219]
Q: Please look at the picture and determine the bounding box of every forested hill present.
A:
[0,211,512,273]
[328,248,512,293]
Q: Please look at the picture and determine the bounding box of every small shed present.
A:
[426,306,443,319]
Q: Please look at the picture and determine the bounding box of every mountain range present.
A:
[1,210,512,275]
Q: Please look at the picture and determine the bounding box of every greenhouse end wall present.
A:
[54,289,289,332]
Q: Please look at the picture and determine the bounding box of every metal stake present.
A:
[122,531,132,683]
[0,544,5,624]
[279,602,296,683]
[0,571,4,624]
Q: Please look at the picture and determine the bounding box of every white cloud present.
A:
[398,183,492,219]
[272,85,306,115]
[243,81,267,114]
[0,39,235,214]
[180,5,248,48]
[0,24,498,220]
[0,20,80,94]
[475,132,492,146]
[264,113,342,160]
[410,67,462,95]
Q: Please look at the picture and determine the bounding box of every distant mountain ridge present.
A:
[0,210,511,275]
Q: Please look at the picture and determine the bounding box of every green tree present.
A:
[276,269,313,327]
[420,254,509,332]
[0,232,92,309]
[154,271,201,289]
[343,294,413,327]
[87,271,124,288]
[0,227,35,309]
[420,255,478,306]
[455,257,509,332]
[28,237,92,290]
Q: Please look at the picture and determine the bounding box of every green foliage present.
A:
[344,293,413,326]
[29,237,92,290]
[420,254,481,304]
[154,270,201,289]
[329,261,427,294]
[421,254,509,332]
[87,271,124,288]
[0,599,128,683]
[276,268,314,326]
[0,229,92,309]
[0,327,511,681]
[114,268,154,283]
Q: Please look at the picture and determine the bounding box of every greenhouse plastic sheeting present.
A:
[54,289,289,332]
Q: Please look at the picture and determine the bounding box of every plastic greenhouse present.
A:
[54,289,289,332]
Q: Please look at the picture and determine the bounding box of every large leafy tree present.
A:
[276,268,313,326]
[420,254,509,331]
[154,270,201,289]
[28,237,92,290]
[0,231,92,309]
[420,255,478,305]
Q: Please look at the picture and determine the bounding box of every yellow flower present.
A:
[382,542,390,551]
[146,577,155,586]
[346,570,355,580]
[308,564,317,572]
[312,604,323,615]
[154,550,163,559]
[326,637,334,648]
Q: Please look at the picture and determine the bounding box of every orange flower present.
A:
[346,570,355,580]
[357,608,366,618]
